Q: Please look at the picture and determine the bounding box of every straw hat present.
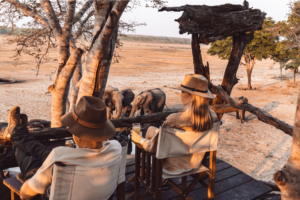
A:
[61,96,116,141]
[173,74,214,99]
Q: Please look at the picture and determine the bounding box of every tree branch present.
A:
[62,0,76,42]
[5,0,49,29]
[73,0,94,24]
[211,84,293,136]
[40,0,62,37]
[74,10,94,40]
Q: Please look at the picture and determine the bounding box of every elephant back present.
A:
[148,88,166,112]
[121,89,135,107]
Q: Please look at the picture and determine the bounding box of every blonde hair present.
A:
[187,94,213,132]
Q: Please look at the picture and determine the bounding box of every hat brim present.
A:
[172,85,215,99]
[61,112,116,141]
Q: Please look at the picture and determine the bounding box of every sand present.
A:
[0,40,297,183]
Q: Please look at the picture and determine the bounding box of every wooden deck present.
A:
[113,157,272,200]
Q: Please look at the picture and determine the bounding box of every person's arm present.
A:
[20,180,40,200]
[131,131,147,146]
[131,127,159,153]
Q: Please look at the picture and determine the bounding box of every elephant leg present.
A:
[236,111,240,119]
[241,110,246,123]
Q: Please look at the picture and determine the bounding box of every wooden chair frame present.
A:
[134,144,217,200]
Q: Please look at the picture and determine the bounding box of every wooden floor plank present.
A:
[161,166,243,200]
[188,173,253,200]
[213,180,272,200]
[123,157,271,200]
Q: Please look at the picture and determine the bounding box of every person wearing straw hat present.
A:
[2,96,122,200]
[131,74,218,175]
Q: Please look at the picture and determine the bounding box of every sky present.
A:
[122,0,291,38]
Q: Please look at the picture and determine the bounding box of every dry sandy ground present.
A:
[0,40,298,183]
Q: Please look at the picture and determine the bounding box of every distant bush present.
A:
[0,26,27,35]
[119,34,191,44]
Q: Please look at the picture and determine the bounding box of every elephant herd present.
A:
[103,86,166,119]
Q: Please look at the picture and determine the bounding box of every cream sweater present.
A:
[142,110,218,172]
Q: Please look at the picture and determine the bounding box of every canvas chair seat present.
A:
[134,121,221,200]
[50,144,128,200]
[162,164,209,180]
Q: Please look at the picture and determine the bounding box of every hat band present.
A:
[181,84,208,93]
[72,111,107,129]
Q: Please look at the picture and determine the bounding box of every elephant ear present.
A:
[135,93,147,106]
[103,91,112,108]
[121,89,135,107]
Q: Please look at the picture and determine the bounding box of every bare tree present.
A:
[0,0,165,127]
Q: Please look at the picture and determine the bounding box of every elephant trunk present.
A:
[111,97,122,119]
[106,107,112,120]
[129,104,138,117]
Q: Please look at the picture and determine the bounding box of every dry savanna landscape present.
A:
[0,37,297,184]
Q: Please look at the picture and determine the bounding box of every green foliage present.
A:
[272,1,300,72]
[207,17,277,62]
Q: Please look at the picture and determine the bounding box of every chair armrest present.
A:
[3,177,46,200]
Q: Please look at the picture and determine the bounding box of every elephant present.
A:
[103,85,135,119]
[129,88,166,117]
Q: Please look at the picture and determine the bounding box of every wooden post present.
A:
[141,151,145,181]
[134,145,141,200]
[151,157,156,193]
[208,151,217,200]
[146,153,151,186]
[117,182,125,200]
[155,159,163,200]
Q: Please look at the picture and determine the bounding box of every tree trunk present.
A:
[221,33,254,94]
[192,34,204,75]
[274,88,300,200]
[48,48,84,127]
[247,69,252,90]
[69,60,82,111]
[77,0,129,101]
[212,33,254,119]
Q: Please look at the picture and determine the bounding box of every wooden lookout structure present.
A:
[159,3,266,103]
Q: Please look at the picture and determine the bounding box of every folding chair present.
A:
[133,121,220,200]
[4,143,128,200]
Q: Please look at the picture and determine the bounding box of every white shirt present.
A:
[28,140,122,200]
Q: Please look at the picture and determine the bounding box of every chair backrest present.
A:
[156,121,220,159]
[49,144,128,200]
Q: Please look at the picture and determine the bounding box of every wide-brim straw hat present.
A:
[61,96,115,141]
[173,74,215,99]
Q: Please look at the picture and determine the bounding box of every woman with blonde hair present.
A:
[131,74,218,175]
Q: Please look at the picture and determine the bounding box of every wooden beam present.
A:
[0,104,239,142]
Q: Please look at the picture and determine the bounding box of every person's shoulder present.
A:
[52,146,72,153]
[105,140,122,153]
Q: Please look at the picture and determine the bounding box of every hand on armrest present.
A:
[20,180,40,200]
